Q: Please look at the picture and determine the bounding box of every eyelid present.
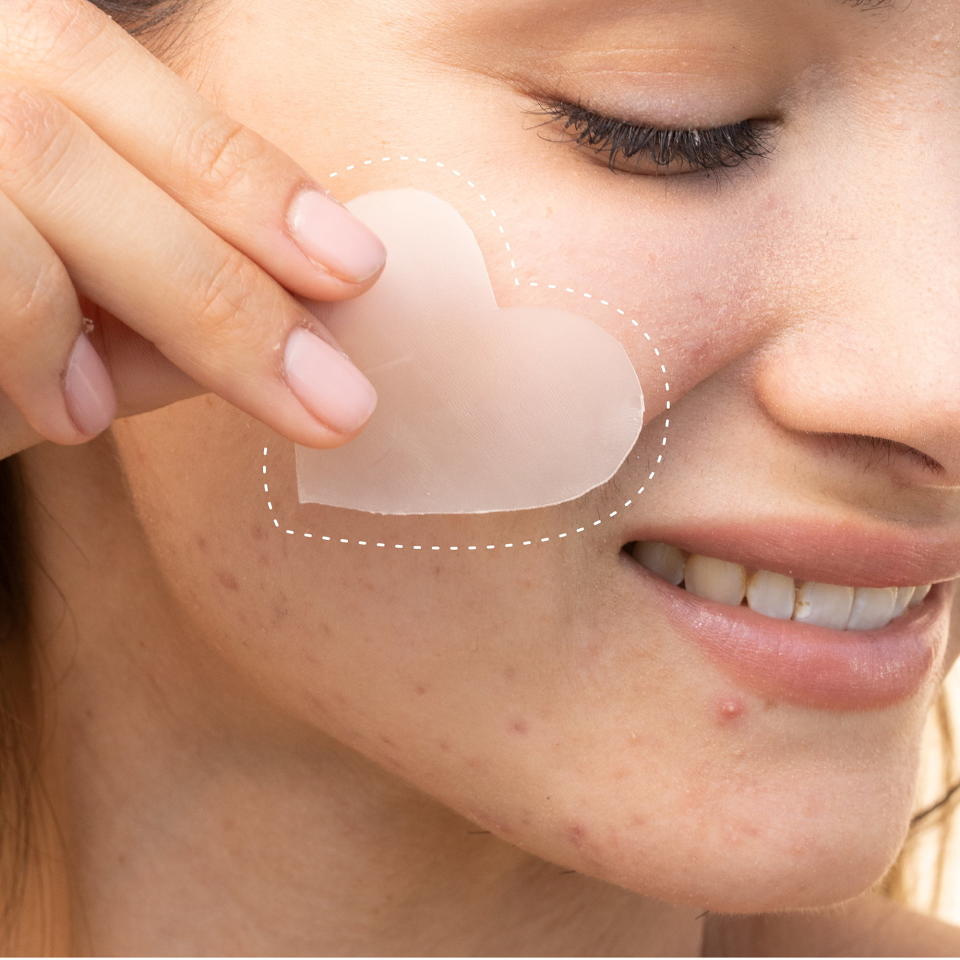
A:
[528,95,777,178]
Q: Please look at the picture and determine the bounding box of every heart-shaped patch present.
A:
[295,188,644,516]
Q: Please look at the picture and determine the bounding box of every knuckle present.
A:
[0,83,69,182]
[0,0,107,73]
[188,252,259,340]
[179,115,266,195]
[8,254,67,320]
[0,256,72,357]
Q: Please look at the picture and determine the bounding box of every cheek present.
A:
[114,400,925,912]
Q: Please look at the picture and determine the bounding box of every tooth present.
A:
[631,541,685,586]
[684,554,747,605]
[793,582,855,629]
[909,584,932,607]
[746,570,796,620]
[891,586,915,617]
[846,586,898,630]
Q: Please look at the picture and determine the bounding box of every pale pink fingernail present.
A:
[283,327,378,434]
[64,332,117,437]
[287,188,387,283]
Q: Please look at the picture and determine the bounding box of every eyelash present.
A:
[531,97,775,176]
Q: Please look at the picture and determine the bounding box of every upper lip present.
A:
[622,515,960,589]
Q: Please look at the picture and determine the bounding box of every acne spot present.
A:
[216,570,239,592]
[510,718,529,735]
[566,822,588,848]
[716,698,746,723]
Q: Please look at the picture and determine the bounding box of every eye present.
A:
[529,97,776,178]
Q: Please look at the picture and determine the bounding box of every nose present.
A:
[752,124,960,486]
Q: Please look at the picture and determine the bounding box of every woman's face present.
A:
[110,0,960,911]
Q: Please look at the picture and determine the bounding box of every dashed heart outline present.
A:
[259,154,673,553]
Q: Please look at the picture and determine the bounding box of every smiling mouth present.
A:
[624,540,934,632]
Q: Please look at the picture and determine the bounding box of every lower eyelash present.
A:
[530,97,775,175]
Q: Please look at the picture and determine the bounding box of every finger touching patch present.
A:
[295,188,645,516]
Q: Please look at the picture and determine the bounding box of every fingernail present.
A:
[283,327,378,434]
[64,332,117,437]
[287,188,387,283]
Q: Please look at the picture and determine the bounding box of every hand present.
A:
[0,0,387,460]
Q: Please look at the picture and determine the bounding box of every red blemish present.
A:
[250,525,264,541]
[510,718,529,735]
[629,813,647,826]
[610,767,630,781]
[502,666,517,681]
[216,570,239,592]
[566,822,588,848]
[717,698,746,722]
[438,740,450,752]
[415,684,429,695]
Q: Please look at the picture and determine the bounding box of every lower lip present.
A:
[623,553,950,711]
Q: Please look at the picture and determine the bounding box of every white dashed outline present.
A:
[260,155,673,552]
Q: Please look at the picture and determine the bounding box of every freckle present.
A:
[271,605,288,624]
[379,735,396,747]
[763,698,778,711]
[250,525,264,541]
[415,683,429,695]
[216,570,239,591]
[510,718,529,734]
[717,698,746,722]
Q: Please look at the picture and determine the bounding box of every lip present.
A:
[620,516,960,588]
[622,551,952,711]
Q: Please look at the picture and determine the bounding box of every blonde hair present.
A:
[878,683,960,916]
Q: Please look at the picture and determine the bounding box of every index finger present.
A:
[2,0,387,300]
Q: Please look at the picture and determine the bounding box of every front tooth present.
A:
[846,586,898,630]
[891,586,915,618]
[632,541,685,585]
[684,554,747,605]
[793,582,855,629]
[909,584,932,607]
[746,570,796,620]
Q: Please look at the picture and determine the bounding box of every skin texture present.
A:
[12,0,960,953]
